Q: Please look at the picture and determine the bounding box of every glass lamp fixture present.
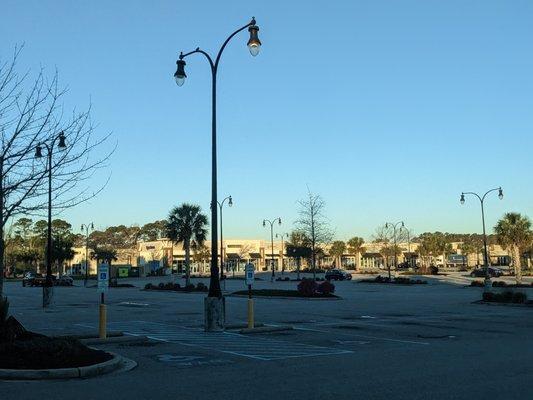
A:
[247,24,261,56]
[174,59,187,86]
[498,188,504,200]
[460,193,465,205]
[58,131,66,150]
[35,144,43,158]
[228,196,233,207]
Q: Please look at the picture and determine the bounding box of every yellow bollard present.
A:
[99,303,107,339]
[247,298,254,329]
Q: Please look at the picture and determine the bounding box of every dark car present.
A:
[325,269,352,281]
[56,275,74,286]
[470,266,503,278]
[22,272,57,287]
[22,272,41,287]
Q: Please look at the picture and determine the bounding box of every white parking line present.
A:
[77,321,353,361]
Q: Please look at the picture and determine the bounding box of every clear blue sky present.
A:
[1,0,532,240]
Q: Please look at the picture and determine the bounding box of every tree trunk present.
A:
[513,245,522,284]
[297,257,301,280]
[0,233,4,298]
[185,239,191,287]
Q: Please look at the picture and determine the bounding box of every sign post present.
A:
[245,263,255,329]
[97,263,109,339]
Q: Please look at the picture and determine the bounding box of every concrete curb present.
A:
[225,323,265,330]
[0,352,122,380]
[238,325,294,334]
[54,331,123,340]
[80,335,149,345]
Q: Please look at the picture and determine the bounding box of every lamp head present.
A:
[35,144,43,158]
[247,22,261,57]
[263,220,266,227]
[278,218,281,225]
[58,131,66,150]
[460,193,465,205]
[174,58,187,86]
[228,196,233,207]
[498,188,503,200]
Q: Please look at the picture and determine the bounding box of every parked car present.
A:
[56,275,74,286]
[470,266,503,278]
[22,271,41,287]
[22,272,57,287]
[325,269,352,281]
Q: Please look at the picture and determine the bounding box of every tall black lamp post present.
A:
[460,187,503,291]
[35,131,67,308]
[385,221,404,280]
[174,18,261,331]
[217,195,232,281]
[276,232,289,275]
[81,222,94,287]
[263,218,281,282]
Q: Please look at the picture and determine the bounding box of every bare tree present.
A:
[295,189,333,279]
[0,47,113,297]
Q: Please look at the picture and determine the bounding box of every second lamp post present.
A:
[35,131,67,308]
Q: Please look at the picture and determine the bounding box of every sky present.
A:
[1,0,532,241]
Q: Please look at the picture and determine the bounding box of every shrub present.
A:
[512,292,527,304]
[196,282,207,291]
[164,282,174,290]
[375,275,390,283]
[284,277,290,281]
[470,281,484,287]
[317,281,335,295]
[492,281,507,287]
[297,278,318,297]
[144,283,153,290]
[0,296,9,324]
[185,284,195,291]
[502,291,514,302]
[428,266,439,275]
[173,283,181,291]
[482,292,495,302]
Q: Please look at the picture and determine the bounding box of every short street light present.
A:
[276,232,289,275]
[460,187,504,291]
[81,222,94,287]
[385,221,405,280]
[218,195,232,282]
[263,218,281,282]
[35,131,68,308]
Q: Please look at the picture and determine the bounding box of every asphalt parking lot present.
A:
[2,273,533,400]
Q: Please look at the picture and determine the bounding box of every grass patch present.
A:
[359,276,427,285]
[232,289,337,298]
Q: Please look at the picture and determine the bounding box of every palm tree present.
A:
[347,236,365,270]
[166,203,208,287]
[90,247,118,266]
[494,212,532,284]
[329,241,346,268]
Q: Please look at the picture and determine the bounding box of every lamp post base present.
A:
[204,296,225,332]
[483,277,492,293]
[42,286,54,308]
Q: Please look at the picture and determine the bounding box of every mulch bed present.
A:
[0,318,112,370]
[232,289,338,298]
